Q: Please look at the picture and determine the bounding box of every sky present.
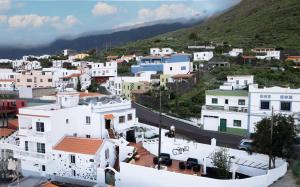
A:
[0,0,241,47]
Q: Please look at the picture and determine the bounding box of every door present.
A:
[105,119,111,129]
[220,119,227,132]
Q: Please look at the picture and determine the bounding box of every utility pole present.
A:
[157,88,162,170]
[269,107,274,169]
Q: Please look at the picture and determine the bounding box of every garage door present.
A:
[203,116,219,131]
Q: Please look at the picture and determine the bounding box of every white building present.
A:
[150,48,175,56]
[248,84,300,133]
[193,52,214,61]
[228,48,243,57]
[202,75,300,135]
[91,61,117,79]
[13,92,137,185]
[220,75,254,90]
[162,61,191,75]
[256,51,280,60]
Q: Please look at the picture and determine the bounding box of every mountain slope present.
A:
[0,21,199,59]
[110,0,300,54]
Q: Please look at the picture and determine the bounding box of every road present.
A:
[133,103,244,148]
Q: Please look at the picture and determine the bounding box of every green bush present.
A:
[292,161,300,177]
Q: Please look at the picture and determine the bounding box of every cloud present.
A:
[138,3,200,22]
[5,14,78,30]
[51,15,79,30]
[0,15,7,23]
[92,2,118,16]
[0,0,11,12]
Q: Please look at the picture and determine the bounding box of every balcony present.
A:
[202,105,248,113]
[14,149,46,160]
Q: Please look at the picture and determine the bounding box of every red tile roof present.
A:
[18,114,50,118]
[62,73,81,79]
[0,79,14,82]
[40,182,59,187]
[53,136,103,155]
[8,119,19,129]
[0,128,15,137]
[104,114,114,120]
[79,92,102,98]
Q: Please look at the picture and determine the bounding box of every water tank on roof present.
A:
[57,92,80,108]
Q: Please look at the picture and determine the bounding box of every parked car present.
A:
[238,139,253,151]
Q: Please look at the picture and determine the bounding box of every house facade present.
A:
[91,61,117,83]
[193,52,214,61]
[15,70,53,88]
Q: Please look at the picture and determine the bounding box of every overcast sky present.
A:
[0,0,241,47]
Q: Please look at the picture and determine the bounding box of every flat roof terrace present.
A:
[128,143,202,177]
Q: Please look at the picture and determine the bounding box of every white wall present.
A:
[163,62,191,75]
[193,52,214,61]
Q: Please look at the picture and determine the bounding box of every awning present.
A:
[104,114,114,120]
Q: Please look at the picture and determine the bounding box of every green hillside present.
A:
[107,0,300,55]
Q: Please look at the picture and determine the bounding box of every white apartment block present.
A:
[13,92,137,184]
[52,60,70,68]
[248,84,300,133]
[228,48,243,57]
[193,51,214,61]
[91,61,117,78]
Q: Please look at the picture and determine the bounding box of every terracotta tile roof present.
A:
[62,73,81,79]
[104,114,114,119]
[287,56,300,60]
[0,79,15,82]
[0,128,15,137]
[79,92,103,98]
[40,182,59,187]
[53,136,103,155]
[8,119,19,129]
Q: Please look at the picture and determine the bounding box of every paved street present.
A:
[133,103,244,148]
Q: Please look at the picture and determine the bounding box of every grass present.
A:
[292,161,300,184]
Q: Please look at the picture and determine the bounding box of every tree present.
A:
[252,114,297,169]
[211,147,231,179]
[189,32,198,40]
[76,77,81,92]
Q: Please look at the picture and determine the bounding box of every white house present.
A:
[91,61,117,83]
[193,52,214,61]
[256,51,280,60]
[220,75,254,90]
[248,84,300,133]
[202,75,300,135]
[150,48,175,56]
[13,92,137,184]
[162,61,191,75]
[228,48,243,57]
[0,69,18,91]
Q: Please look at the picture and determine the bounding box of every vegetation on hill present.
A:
[107,0,300,56]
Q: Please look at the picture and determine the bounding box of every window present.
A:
[137,86,141,90]
[17,79,20,82]
[86,135,91,138]
[36,122,44,132]
[181,66,186,70]
[42,165,46,171]
[27,79,32,82]
[40,79,43,82]
[25,141,28,151]
[236,80,239,85]
[212,98,218,104]
[260,101,270,110]
[70,155,76,163]
[244,80,248,85]
[10,75,14,79]
[48,79,52,82]
[72,169,76,176]
[128,114,132,121]
[66,119,69,124]
[105,149,109,160]
[169,67,173,71]
[238,99,245,105]
[233,120,242,127]
[119,116,125,123]
[37,143,45,153]
[225,99,228,104]
[86,116,91,124]
[90,159,94,162]
[280,102,291,111]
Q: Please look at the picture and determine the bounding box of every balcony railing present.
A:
[14,149,46,159]
[202,105,248,113]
